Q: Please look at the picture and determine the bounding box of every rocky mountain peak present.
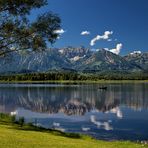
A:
[0,47,147,73]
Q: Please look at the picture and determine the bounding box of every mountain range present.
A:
[0,47,147,74]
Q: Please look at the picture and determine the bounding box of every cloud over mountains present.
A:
[130,50,141,55]
[110,43,123,55]
[90,31,113,46]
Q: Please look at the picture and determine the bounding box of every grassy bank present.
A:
[0,113,147,148]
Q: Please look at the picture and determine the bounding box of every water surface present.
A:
[0,82,148,141]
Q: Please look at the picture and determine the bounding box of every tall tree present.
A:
[0,0,61,56]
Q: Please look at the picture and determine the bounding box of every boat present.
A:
[98,86,107,90]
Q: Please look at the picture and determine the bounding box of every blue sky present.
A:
[30,0,148,55]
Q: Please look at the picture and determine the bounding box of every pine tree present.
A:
[0,0,61,57]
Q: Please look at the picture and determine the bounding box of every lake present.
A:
[0,82,148,141]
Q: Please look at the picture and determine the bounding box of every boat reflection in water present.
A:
[0,83,148,140]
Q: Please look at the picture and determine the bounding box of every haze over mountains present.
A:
[0,47,147,74]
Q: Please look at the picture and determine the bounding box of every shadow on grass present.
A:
[6,121,88,139]
[0,113,87,140]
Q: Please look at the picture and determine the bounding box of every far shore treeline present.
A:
[0,71,148,81]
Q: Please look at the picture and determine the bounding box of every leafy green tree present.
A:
[18,117,25,127]
[0,0,61,57]
[11,115,16,123]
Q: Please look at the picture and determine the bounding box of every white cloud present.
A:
[130,50,142,55]
[90,31,113,46]
[90,115,113,130]
[82,127,90,132]
[109,107,123,119]
[107,39,112,42]
[94,43,122,55]
[81,31,90,35]
[54,29,65,34]
[53,122,60,127]
[110,43,122,55]
[57,36,60,39]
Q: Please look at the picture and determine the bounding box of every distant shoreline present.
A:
[0,80,148,84]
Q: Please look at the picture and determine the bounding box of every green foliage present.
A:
[0,0,61,56]
[0,113,16,123]
[0,71,148,81]
[0,0,47,15]
[18,117,25,127]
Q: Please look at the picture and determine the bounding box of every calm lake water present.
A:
[0,82,148,141]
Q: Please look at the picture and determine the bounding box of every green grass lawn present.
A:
[0,115,147,148]
[0,123,147,148]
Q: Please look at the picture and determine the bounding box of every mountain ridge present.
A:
[0,47,147,74]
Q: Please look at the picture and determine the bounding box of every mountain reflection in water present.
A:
[0,83,148,140]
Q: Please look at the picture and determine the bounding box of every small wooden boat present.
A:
[98,86,107,90]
